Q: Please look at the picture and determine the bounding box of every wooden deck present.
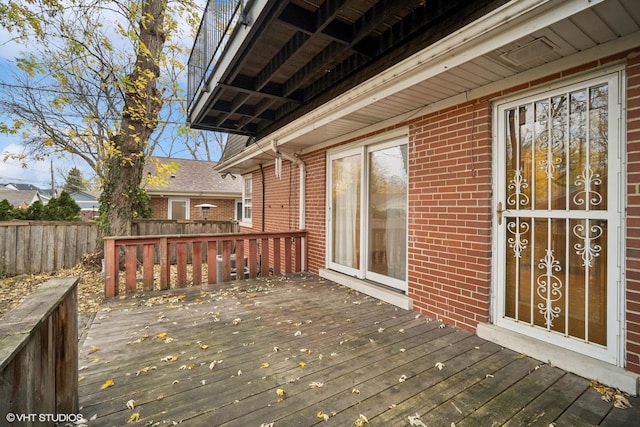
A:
[78,274,639,426]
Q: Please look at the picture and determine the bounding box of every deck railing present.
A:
[103,231,307,297]
[0,278,79,418]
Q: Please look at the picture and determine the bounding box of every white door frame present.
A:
[491,69,624,366]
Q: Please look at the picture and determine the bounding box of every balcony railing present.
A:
[103,231,307,297]
[187,0,245,113]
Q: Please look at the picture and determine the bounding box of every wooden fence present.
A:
[104,231,307,297]
[0,220,237,277]
[0,221,98,277]
[0,277,79,422]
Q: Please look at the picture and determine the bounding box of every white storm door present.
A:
[494,72,622,364]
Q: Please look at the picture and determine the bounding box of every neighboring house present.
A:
[69,190,100,221]
[0,188,43,209]
[187,0,640,394]
[142,157,242,221]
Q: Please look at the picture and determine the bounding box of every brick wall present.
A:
[303,149,327,273]
[626,51,640,374]
[189,198,236,221]
[407,101,493,331]
[149,196,237,221]
[149,197,167,218]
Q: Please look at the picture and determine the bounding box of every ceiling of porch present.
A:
[190,0,640,172]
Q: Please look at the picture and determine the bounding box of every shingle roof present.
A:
[143,157,243,196]
[0,189,41,207]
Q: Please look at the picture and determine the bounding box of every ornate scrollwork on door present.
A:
[573,222,603,267]
[536,249,563,328]
[507,220,529,258]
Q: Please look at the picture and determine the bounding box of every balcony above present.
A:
[187,0,508,138]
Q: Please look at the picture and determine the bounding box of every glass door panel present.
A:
[367,144,407,287]
[329,152,361,275]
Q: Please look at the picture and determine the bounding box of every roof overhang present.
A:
[211,0,639,174]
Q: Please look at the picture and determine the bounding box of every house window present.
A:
[235,200,242,221]
[242,175,252,225]
[168,198,189,220]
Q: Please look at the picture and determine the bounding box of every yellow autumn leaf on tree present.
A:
[127,412,140,423]
[100,379,114,390]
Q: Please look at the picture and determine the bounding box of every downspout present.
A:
[259,164,265,232]
[271,139,306,270]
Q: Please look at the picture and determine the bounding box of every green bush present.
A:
[0,191,81,221]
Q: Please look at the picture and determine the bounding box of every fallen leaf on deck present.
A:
[353,414,369,426]
[126,413,139,423]
[435,362,445,370]
[591,381,632,409]
[294,330,302,336]
[408,414,427,427]
[276,388,286,397]
[209,361,217,370]
[100,379,114,390]
[88,345,100,354]
[298,361,306,368]
[91,357,100,363]
[155,332,169,341]
[352,388,360,394]
[136,366,157,376]
[261,362,270,368]
[317,411,330,421]
[260,423,274,427]
[161,355,178,362]
[126,399,135,410]
[309,381,324,388]
[399,374,408,383]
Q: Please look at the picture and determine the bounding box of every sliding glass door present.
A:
[327,138,408,291]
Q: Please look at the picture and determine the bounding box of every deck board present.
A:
[78,274,640,426]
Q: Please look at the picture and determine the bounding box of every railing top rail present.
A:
[0,277,79,371]
[104,230,308,244]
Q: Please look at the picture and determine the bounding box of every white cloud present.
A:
[0,143,52,187]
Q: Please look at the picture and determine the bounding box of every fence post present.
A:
[159,237,170,290]
[104,239,118,298]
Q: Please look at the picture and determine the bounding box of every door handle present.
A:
[497,202,505,225]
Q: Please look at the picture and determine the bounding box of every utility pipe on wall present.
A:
[271,140,306,271]
[271,139,305,230]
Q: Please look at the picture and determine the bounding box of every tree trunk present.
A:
[98,0,166,240]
